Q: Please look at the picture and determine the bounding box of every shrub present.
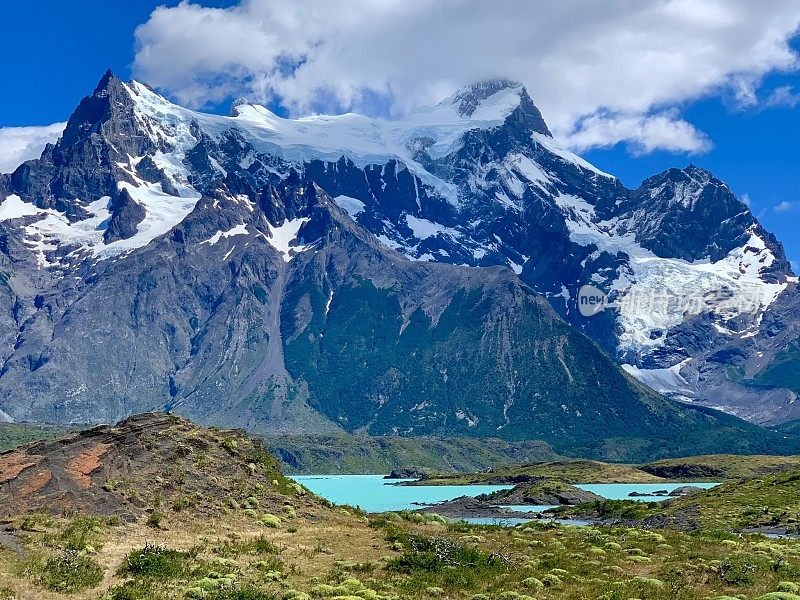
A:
[541,574,562,587]
[52,515,107,551]
[104,580,157,600]
[522,577,544,589]
[25,550,104,593]
[259,514,281,528]
[119,542,192,579]
[386,533,505,574]
[147,510,165,529]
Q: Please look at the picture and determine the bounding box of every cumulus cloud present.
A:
[0,123,66,174]
[132,0,800,154]
[563,111,712,155]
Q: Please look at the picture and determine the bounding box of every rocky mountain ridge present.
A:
[0,71,797,446]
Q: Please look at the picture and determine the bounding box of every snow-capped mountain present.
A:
[0,70,797,439]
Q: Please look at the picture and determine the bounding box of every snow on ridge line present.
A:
[123,80,606,206]
[201,223,249,246]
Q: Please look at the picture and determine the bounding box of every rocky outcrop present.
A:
[0,413,303,520]
[384,468,427,480]
[418,496,528,519]
[479,481,603,506]
[640,464,723,479]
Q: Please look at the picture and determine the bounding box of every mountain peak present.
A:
[682,163,716,182]
[229,97,252,116]
[58,70,132,149]
[92,69,122,98]
[448,78,552,136]
[451,79,523,117]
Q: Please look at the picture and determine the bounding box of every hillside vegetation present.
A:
[2,415,800,600]
[264,434,559,474]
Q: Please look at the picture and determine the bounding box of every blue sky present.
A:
[0,1,798,268]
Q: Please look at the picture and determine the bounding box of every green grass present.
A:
[213,535,280,558]
[0,422,70,452]
[22,551,104,594]
[565,469,800,534]
[201,589,278,600]
[118,542,196,579]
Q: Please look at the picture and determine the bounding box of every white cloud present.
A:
[133,0,800,154]
[765,85,800,108]
[563,111,712,155]
[0,123,66,174]
[740,193,752,207]
[774,200,799,212]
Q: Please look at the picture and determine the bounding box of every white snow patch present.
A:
[201,223,249,245]
[334,195,366,218]
[0,195,43,221]
[265,217,310,261]
[110,182,200,259]
[506,153,552,191]
[406,215,445,239]
[377,234,402,250]
[622,360,695,398]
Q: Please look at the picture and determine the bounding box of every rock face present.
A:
[640,464,723,480]
[0,71,796,450]
[0,413,301,519]
[384,468,427,480]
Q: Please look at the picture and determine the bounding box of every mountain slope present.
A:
[0,71,796,447]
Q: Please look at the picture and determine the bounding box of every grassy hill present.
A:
[2,415,800,600]
[562,469,800,536]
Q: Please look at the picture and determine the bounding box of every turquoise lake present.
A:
[290,474,512,512]
[575,482,719,501]
[289,475,720,514]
